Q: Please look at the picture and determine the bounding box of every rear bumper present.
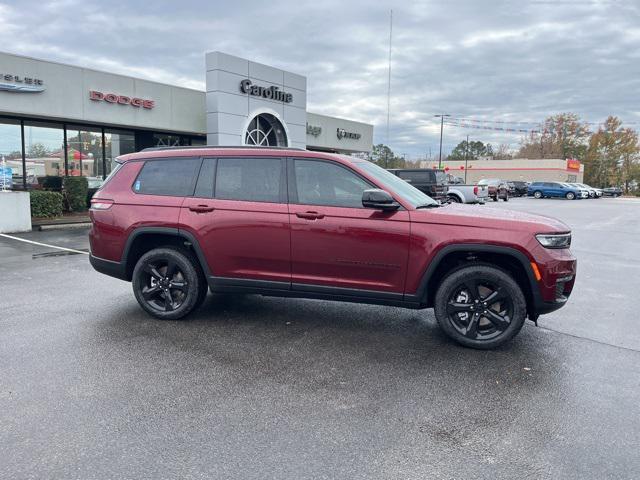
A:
[89,254,128,281]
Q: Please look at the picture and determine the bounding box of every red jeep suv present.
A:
[89,146,576,349]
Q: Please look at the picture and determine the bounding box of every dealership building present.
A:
[428,158,585,184]
[0,50,373,189]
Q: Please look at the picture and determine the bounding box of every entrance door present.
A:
[288,158,411,294]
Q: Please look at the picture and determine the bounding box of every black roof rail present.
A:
[140,145,307,153]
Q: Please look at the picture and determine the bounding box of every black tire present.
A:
[503,193,509,202]
[533,191,543,199]
[434,264,527,349]
[492,196,498,202]
[448,195,461,203]
[132,247,207,320]
[565,192,575,200]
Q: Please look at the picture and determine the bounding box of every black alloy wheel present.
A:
[132,247,206,320]
[434,265,527,349]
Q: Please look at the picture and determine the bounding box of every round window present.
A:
[244,114,288,147]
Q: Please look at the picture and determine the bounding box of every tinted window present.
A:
[134,158,201,196]
[194,158,216,198]
[398,170,435,183]
[294,159,372,208]
[215,157,283,203]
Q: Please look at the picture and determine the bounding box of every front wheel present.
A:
[492,196,498,202]
[565,192,575,200]
[434,264,527,349]
[132,247,207,320]
[533,191,543,199]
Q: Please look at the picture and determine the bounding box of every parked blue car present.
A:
[527,182,589,200]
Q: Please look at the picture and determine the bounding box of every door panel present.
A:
[289,205,411,292]
[178,156,291,283]
[288,158,410,293]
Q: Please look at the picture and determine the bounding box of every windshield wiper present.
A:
[415,203,442,209]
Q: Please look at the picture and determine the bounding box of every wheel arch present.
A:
[447,191,463,203]
[122,227,211,281]
[411,244,541,317]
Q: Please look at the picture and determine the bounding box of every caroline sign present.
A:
[239,79,293,103]
[89,90,155,109]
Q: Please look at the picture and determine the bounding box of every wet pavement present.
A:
[1,197,639,479]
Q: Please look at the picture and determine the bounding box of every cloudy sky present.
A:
[1,0,639,158]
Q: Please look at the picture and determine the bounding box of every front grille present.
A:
[555,281,566,300]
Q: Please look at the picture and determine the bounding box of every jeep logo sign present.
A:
[240,79,293,103]
[89,90,155,109]
[336,128,361,140]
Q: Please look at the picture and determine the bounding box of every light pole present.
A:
[434,114,450,169]
[464,134,469,184]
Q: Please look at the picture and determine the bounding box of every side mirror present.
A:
[362,189,400,211]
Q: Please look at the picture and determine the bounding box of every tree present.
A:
[368,143,405,168]
[518,113,590,159]
[448,140,493,160]
[584,116,639,189]
[27,143,50,158]
[493,144,513,160]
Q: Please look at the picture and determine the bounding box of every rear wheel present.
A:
[448,195,461,203]
[503,193,509,202]
[492,195,498,202]
[565,192,575,200]
[434,264,527,349]
[132,247,207,320]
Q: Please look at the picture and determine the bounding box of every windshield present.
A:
[356,161,438,207]
[435,172,447,184]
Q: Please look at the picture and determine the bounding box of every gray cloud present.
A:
[1,0,639,157]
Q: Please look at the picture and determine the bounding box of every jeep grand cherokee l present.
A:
[89,146,576,349]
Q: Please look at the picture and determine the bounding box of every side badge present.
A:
[134,180,141,191]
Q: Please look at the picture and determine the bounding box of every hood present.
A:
[410,204,570,233]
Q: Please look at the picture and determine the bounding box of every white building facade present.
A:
[0,50,373,189]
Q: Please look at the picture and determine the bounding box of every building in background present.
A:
[421,158,584,184]
[0,51,373,189]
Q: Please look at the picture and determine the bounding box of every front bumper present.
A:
[530,246,577,317]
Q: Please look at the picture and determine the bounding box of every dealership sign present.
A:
[89,90,155,109]
[306,123,322,137]
[336,128,361,140]
[0,74,45,93]
[566,158,581,171]
[239,79,293,103]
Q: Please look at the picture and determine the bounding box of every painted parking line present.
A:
[0,233,89,255]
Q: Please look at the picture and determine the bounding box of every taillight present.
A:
[473,186,478,195]
[90,199,114,210]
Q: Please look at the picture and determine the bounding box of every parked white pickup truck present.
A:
[446,183,489,204]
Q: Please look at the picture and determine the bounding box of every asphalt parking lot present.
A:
[1,197,639,479]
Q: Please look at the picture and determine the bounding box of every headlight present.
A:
[536,233,571,249]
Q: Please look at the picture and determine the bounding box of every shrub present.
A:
[41,175,63,191]
[63,176,88,212]
[30,191,63,218]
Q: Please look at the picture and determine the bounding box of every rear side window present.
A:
[134,158,201,196]
[398,171,435,183]
[215,157,283,203]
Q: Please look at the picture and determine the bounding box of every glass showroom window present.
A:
[104,129,135,176]
[0,117,23,189]
[67,125,104,188]
[23,121,65,186]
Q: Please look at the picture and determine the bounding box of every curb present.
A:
[38,222,91,231]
